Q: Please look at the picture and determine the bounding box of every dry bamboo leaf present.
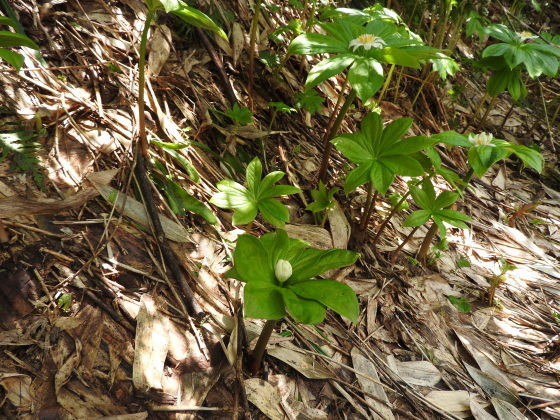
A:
[330,380,370,418]
[53,316,84,331]
[213,124,288,139]
[491,398,528,420]
[268,346,332,379]
[0,373,32,410]
[471,398,499,420]
[425,390,474,413]
[328,200,351,249]
[132,295,170,392]
[455,331,518,397]
[148,25,171,77]
[91,414,149,420]
[245,378,285,420]
[464,363,518,404]
[395,360,442,387]
[92,183,190,243]
[54,338,82,395]
[350,348,395,420]
[231,22,244,67]
[284,224,333,249]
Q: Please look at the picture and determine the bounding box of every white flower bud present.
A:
[468,132,495,147]
[275,259,292,283]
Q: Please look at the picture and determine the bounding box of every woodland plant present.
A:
[227,229,359,374]
[287,6,440,181]
[210,157,301,232]
[0,16,39,70]
[305,181,339,227]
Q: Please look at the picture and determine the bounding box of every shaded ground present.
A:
[1,0,560,419]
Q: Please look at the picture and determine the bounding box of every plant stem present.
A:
[248,0,262,111]
[475,95,498,131]
[391,225,420,263]
[138,9,155,157]
[377,64,395,103]
[318,88,357,183]
[360,186,378,229]
[373,190,411,249]
[249,319,278,375]
[416,168,474,264]
[244,221,253,234]
[462,92,488,134]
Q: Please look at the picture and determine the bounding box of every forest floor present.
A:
[1,0,560,419]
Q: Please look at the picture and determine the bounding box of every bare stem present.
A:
[248,319,278,375]
[475,95,499,131]
[138,9,155,157]
[373,190,411,249]
[391,225,420,263]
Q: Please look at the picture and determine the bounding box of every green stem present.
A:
[248,0,262,111]
[138,9,155,157]
[391,225,420,263]
[416,168,474,264]
[320,211,328,229]
[360,186,378,229]
[249,319,278,375]
[244,221,253,234]
[373,190,411,249]
[360,183,374,228]
[377,64,395,103]
[318,88,357,183]
[475,95,499,131]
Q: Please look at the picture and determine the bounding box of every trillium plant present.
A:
[210,157,301,232]
[227,229,359,373]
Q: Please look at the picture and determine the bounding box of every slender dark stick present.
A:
[248,319,278,375]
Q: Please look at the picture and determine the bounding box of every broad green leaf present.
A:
[231,202,258,225]
[244,283,285,319]
[0,17,18,29]
[434,209,472,229]
[482,24,517,43]
[447,295,471,313]
[530,43,560,59]
[280,288,327,324]
[409,185,431,210]
[347,58,384,100]
[343,162,373,194]
[375,46,420,68]
[386,136,438,155]
[234,234,274,283]
[259,229,294,268]
[361,112,383,146]
[164,179,217,223]
[486,69,510,97]
[432,131,471,147]
[381,155,425,177]
[152,140,200,183]
[379,118,413,150]
[258,197,291,227]
[0,31,39,49]
[331,134,371,164]
[258,171,285,194]
[0,49,23,70]
[370,161,395,195]
[260,184,302,199]
[305,54,356,91]
[403,209,432,227]
[289,248,359,284]
[290,280,359,323]
[288,33,349,55]
[482,43,515,60]
[507,70,527,101]
[468,145,510,177]
[246,157,262,193]
[506,144,543,172]
[434,191,459,209]
[171,3,228,40]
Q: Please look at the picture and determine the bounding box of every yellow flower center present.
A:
[358,34,375,44]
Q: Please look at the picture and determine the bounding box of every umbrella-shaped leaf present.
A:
[244,283,285,319]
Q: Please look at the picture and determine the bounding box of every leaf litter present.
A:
[0,0,559,419]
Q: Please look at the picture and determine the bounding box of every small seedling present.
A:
[210,157,301,231]
[227,229,359,373]
[447,295,471,313]
[305,181,340,227]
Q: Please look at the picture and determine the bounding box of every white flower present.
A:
[349,34,386,52]
[468,132,495,147]
[275,259,292,283]
[517,31,537,42]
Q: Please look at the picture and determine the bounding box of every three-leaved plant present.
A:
[210,157,301,232]
[391,178,472,262]
[331,112,437,229]
[227,229,359,373]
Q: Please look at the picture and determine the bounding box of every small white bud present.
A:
[275,259,292,283]
[468,132,495,147]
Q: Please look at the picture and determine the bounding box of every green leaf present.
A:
[162,179,217,223]
[347,58,384,100]
[258,171,285,194]
[432,131,471,147]
[289,280,359,323]
[344,162,373,194]
[0,31,39,49]
[151,140,200,183]
[231,202,258,225]
[381,155,425,177]
[246,157,262,193]
[294,89,324,114]
[468,145,510,177]
[261,184,302,199]
[434,191,459,209]
[305,54,356,91]
[370,161,395,195]
[403,209,432,227]
[447,295,471,313]
[486,69,510,97]
[226,103,254,125]
[331,133,371,164]
[258,198,291,227]
[288,33,349,55]
[409,185,431,210]
[0,17,18,29]
[290,248,359,284]
[244,282,285,319]
[506,144,543,172]
[234,234,274,284]
[387,136,438,155]
[0,49,23,70]
[280,288,326,324]
[379,118,413,150]
[375,46,420,68]
[171,3,228,40]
